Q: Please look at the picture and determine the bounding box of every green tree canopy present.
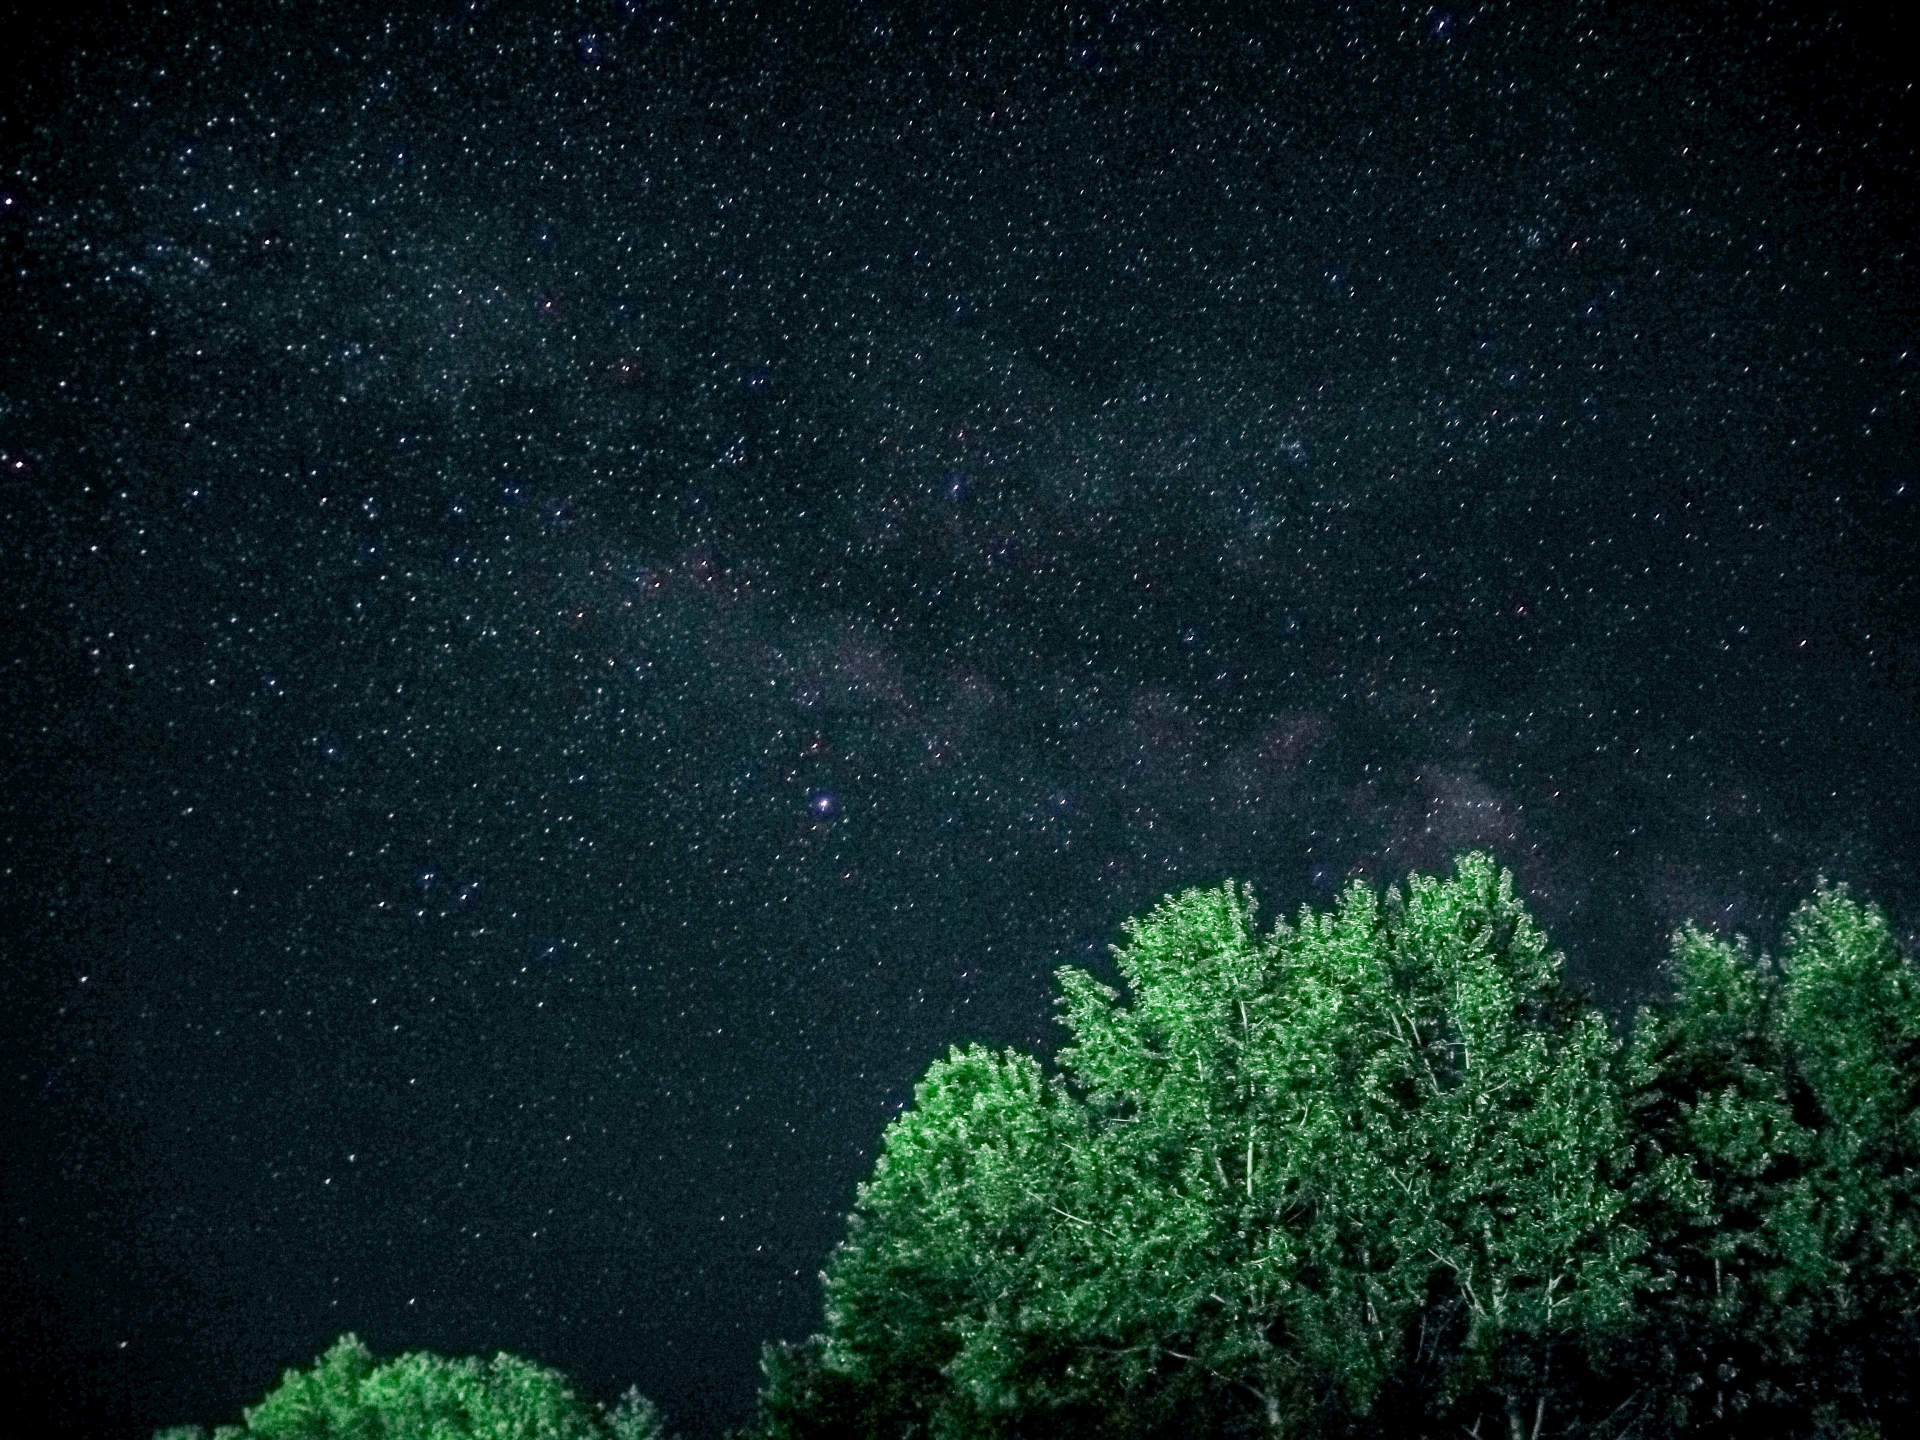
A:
[759,853,1658,1439]
[1622,880,1920,1435]
[155,1333,669,1440]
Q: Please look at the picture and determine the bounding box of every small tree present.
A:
[157,1332,670,1440]
[606,1384,673,1440]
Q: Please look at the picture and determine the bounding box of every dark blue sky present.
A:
[2,2,1914,1436]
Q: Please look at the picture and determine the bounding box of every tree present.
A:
[815,1041,1112,1436]
[1249,854,1640,1437]
[155,1332,671,1440]
[1621,881,1920,1436]
[761,853,1646,1438]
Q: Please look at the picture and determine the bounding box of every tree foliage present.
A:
[745,854,1920,1440]
[154,1333,670,1440]
[1621,881,1920,1436]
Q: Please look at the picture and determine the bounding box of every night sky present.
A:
[2,2,1915,1436]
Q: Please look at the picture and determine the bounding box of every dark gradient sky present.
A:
[2,2,1915,1437]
